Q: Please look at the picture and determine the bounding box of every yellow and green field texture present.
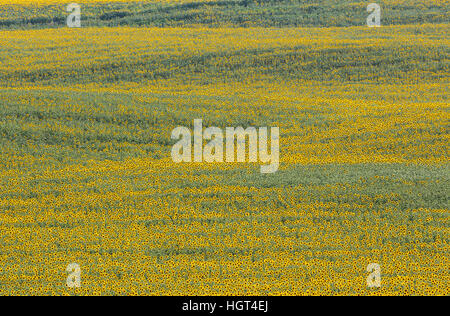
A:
[0,0,448,295]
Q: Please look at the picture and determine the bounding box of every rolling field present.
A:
[0,0,448,295]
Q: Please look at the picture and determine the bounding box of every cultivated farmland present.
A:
[0,0,448,295]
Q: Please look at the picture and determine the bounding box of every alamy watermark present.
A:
[171,119,279,174]
[366,263,381,288]
[367,3,381,27]
[66,263,81,288]
[66,3,81,28]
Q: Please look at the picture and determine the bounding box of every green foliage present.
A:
[0,0,448,29]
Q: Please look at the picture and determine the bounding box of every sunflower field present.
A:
[0,0,448,296]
